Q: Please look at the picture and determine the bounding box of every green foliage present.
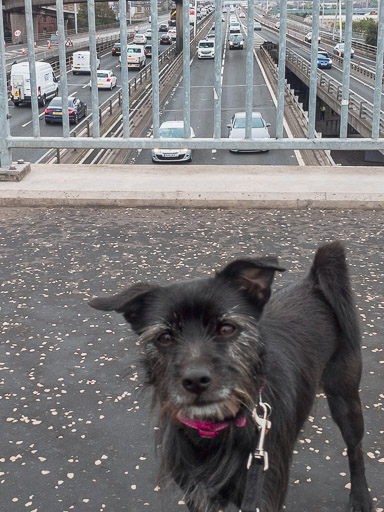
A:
[77,2,118,29]
[351,18,377,47]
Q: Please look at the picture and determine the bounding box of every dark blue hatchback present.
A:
[45,96,87,124]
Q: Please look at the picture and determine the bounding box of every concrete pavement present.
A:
[1,163,384,208]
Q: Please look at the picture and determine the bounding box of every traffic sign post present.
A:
[14,29,22,43]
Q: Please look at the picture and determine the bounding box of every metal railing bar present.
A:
[25,0,40,138]
[372,0,384,139]
[8,136,384,151]
[276,0,287,139]
[151,0,160,139]
[0,3,11,167]
[88,0,100,138]
[183,0,191,138]
[119,0,130,138]
[340,0,353,138]
[308,0,320,139]
[56,0,70,137]
[245,0,255,139]
[213,0,222,139]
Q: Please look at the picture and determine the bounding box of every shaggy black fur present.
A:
[89,241,373,512]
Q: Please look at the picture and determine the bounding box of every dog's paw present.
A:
[349,491,375,512]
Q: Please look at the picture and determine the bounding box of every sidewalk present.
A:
[1,164,384,208]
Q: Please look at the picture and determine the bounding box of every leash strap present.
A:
[239,399,271,512]
[239,460,266,512]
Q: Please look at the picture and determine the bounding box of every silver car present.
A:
[227,112,271,152]
[152,121,196,163]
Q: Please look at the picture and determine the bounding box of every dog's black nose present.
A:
[182,368,212,394]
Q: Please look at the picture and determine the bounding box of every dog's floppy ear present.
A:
[89,283,159,330]
[217,257,285,306]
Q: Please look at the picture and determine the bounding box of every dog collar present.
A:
[179,416,247,438]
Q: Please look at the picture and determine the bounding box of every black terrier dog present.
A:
[89,241,373,512]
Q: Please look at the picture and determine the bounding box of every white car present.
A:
[90,70,117,90]
[145,29,152,40]
[152,121,196,163]
[227,112,271,153]
[88,70,117,90]
[168,28,177,41]
[333,42,355,58]
[133,33,147,45]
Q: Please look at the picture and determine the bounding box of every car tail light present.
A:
[68,110,73,114]
[45,110,52,113]
[10,85,12,92]
[106,78,111,82]
[38,86,41,96]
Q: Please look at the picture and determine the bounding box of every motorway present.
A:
[5,9,383,166]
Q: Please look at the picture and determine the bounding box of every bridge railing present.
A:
[1,0,384,170]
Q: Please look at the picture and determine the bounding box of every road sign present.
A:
[14,29,22,37]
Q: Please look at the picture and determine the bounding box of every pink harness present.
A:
[179,415,247,438]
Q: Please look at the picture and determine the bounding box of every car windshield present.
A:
[128,48,141,53]
[159,127,184,138]
[233,116,264,129]
[200,41,214,48]
[231,35,242,41]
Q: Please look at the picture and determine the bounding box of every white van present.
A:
[198,39,215,59]
[72,51,100,74]
[119,45,146,68]
[10,61,59,107]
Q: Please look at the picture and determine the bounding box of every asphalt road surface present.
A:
[0,207,383,512]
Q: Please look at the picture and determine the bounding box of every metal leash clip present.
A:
[247,401,272,472]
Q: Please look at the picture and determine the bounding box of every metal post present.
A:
[74,3,78,34]
[276,0,287,139]
[245,0,254,139]
[372,0,384,139]
[308,0,320,138]
[25,0,40,138]
[0,0,12,167]
[56,0,70,138]
[151,0,160,138]
[119,0,130,137]
[194,0,198,38]
[183,0,191,138]
[88,0,100,138]
[339,0,352,138]
[338,0,342,42]
[213,0,222,139]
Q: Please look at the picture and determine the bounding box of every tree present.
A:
[364,20,378,46]
[77,2,118,30]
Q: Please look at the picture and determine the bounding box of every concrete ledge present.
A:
[0,163,384,208]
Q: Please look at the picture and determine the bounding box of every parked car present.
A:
[93,70,117,90]
[333,42,355,58]
[227,112,271,152]
[145,29,152,40]
[144,44,153,57]
[317,51,332,69]
[151,121,196,163]
[133,33,147,45]
[228,33,244,50]
[160,33,172,45]
[305,32,321,43]
[112,42,121,56]
[254,21,262,31]
[44,96,87,124]
[159,23,168,32]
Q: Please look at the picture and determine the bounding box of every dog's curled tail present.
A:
[310,241,361,352]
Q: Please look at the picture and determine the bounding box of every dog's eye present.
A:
[217,323,236,337]
[156,331,174,346]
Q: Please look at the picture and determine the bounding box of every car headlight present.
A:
[181,148,188,153]
[329,59,333,64]
[153,148,161,154]
[229,42,233,45]
[240,41,243,45]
